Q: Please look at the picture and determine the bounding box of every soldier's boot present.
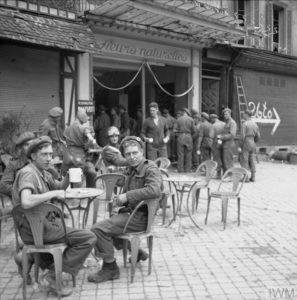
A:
[250,172,256,182]
[88,260,120,283]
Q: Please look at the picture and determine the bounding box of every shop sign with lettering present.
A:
[78,100,95,114]
[95,34,191,65]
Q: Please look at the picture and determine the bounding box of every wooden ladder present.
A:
[235,75,248,124]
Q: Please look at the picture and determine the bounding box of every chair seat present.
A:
[210,191,238,198]
[24,243,67,252]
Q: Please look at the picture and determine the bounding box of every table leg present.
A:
[186,183,203,230]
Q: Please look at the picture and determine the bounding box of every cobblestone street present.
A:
[0,161,297,300]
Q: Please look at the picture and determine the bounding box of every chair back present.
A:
[12,203,67,248]
[122,194,161,234]
[195,160,217,184]
[154,157,171,170]
[95,173,126,201]
[218,167,248,195]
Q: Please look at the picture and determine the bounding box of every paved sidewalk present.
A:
[1,161,297,300]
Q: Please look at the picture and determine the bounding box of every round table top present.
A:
[162,174,204,183]
[65,188,104,199]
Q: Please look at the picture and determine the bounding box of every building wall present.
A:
[0,44,60,132]
[234,67,297,146]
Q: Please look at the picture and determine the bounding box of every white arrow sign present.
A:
[251,107,280,135]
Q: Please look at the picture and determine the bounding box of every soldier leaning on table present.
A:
[238,109,260,182]
[88,136,162,283]
[63,109,99,187]
[12,136,96,297]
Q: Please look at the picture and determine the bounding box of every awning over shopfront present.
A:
[83,0,250,47]
[0,7,97,53]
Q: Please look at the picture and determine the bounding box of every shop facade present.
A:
[0,4,96,136]
[91,32,198,120]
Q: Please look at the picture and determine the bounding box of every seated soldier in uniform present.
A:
[88,136,162,283]
[12,136,96,296]
[101,126,129,172]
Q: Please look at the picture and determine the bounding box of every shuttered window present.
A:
[0,44,59,132]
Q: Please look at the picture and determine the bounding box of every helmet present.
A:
[107,126,120,136]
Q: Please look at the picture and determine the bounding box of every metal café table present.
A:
[162,174,204,232]
[63,187,104,228]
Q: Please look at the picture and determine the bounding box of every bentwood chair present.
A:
[87,173,126,224]
[205,167,248,230]
[116,195,160,283]
[190,160,217,213]
[154,157,171,171]
[12,203,75,300]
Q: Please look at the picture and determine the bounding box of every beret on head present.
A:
[77,109,88,123]
[26,136,52,158]
[120,136,144,154]
[182,108,191,116]
[209,114,218,119]
[49,107,63,117]
[15,131,35,146]
[223,108,232,114]
[244,109,253,117]
[201,112,209,120]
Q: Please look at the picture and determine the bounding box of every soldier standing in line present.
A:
[238,110,260,182]
[141,102,169,161]
[94,105,111,147]
[174,108,195,173]
[191,110,201,170]
[197,112,214,162]
[217,108,237,173]
[118,105,130,139]
[210,114,225,179]
[162,108,176,162]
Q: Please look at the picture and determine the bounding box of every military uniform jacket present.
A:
[221,118,237,149]
[39,117,64,144]
[0,155,28,197]
[240,119,260,151]
[102,144,128,167]
[123,158,162,211]
[141,116,169,148]
[198,121,214,149]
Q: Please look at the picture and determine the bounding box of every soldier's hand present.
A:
[115,194,127,206]
[238,147,242,153]
[197,150,201,155]
[54,190,66,201]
